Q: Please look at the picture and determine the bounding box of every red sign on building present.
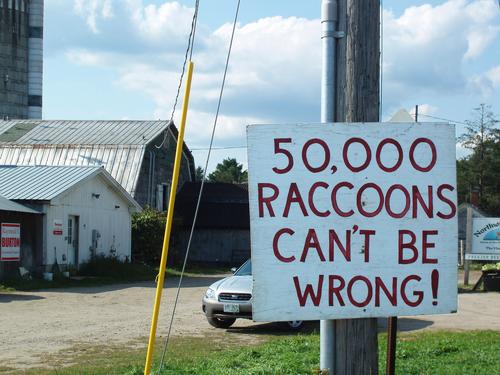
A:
[1,223,21,261]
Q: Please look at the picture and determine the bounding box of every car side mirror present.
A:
[230,267,237,274]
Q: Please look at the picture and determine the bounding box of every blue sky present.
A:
[43,0,500,171]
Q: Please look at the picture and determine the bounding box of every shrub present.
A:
[131,208,166,265]
[79,254,156,280]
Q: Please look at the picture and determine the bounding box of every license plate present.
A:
[223,303,239,313]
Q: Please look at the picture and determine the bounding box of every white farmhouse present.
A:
[0,165,141,274]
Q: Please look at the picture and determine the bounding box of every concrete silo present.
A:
[0,0,43,119]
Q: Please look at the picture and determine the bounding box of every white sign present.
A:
[1,223,21,261]
[247,123,458,321]
[53,219,63,235]
[465,253,500,261]
[472,218,500,254]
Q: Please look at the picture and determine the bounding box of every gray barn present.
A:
[0,119,195,208]
[172,182,250,266]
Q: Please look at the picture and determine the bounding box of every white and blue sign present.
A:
[472,218,500,254]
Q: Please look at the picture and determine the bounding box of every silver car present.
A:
[202,259,303,329]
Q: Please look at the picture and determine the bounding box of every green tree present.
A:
[457,104,500,214]
[458,104,499,201]
[208,158,248,183]
[195,166,205,181]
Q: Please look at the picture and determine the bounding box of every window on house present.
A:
[67,218,73,245]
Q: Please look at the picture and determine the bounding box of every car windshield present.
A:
[234,260,251,276]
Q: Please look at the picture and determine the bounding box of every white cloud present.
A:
[74,0,114,33]
[63,0,499,149]
[468,65,500,97]
[382,0,499,108]
[125,0,193,41]
[463,0,500,59]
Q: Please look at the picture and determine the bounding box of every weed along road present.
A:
[0,275,499,370]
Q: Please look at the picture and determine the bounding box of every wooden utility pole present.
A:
[334,0,380,373]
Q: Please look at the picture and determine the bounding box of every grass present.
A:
[14,330,500,375]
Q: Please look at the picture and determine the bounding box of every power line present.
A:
[155,0,201,148]
[416,113,467,125]
[190,145,247,151]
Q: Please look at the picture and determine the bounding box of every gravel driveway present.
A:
[1,273,499,370]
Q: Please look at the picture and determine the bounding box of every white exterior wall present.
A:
[44,175,133,267]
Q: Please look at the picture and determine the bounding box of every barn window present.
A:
[156,183,171,212]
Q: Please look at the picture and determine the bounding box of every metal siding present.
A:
[0,120,194,200]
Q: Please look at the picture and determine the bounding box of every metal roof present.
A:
[0,120,168,145]
[0,120,196,196]
[0,145,145,196]
[0,195,42,214]
[0,165,101,200]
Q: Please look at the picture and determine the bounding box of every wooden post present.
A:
[464,205,473,285]
[459,239,464,267]
[334,0,380,373]
[386,317,397,375]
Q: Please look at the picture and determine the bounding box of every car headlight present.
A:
[205,288,216,300]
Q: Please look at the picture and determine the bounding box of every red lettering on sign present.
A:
[422,230,438,264]
[257,183,279,217]
[283,183,309,218]
[331,182,354,217]
[272,138,294,174]
[398,230,418,264]
[409,138,437,172]
[357,183,384,217]
[273,228,296,263]
[359,229,376,262]
[328,275,346,306]
[302,138,331,173]
[347,276,373,307]
[293,275,323,306]
[375,277,397,306]
[300,229,326,262]
[436,184,457,219]
[308,181,330,217]
[343,137,372,172]
[376,138,403,172]
[401,275,424,307]
[385,184,411,218]
[412,185,434,218]
[328,229,351,262]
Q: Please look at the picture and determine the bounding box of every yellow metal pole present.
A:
[144,61,194,375]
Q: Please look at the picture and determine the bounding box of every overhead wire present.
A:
[156,0,242,373]
[416,113,467,125]
[191,145,247,150]
[155,0,201,149]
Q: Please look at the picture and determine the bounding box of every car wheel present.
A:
[285,320,303,330]
[207,316,236,329]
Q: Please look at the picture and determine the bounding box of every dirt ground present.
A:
[0,271,498,370]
